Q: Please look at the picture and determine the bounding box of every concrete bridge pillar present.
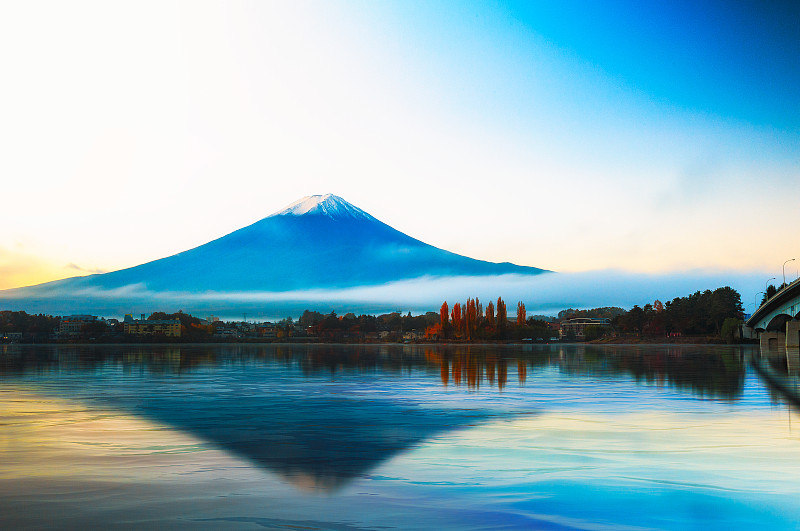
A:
[786,321,800,349]
[761,331,786,353]
[788,347,800,375]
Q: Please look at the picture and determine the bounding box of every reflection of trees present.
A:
[562,345,746,400]
[0,344,256,376]
[0,343,747,399]
[424,347,514,390]
[420,344,744,398]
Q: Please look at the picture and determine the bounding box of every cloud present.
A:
[64,263,107,274]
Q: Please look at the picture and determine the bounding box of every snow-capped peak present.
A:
[272,194,375,221]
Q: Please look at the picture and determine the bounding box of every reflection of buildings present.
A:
[559,318,612,340]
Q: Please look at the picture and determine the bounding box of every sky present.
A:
[1,0,799,292]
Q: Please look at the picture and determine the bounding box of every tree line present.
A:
[0,285,745,344]
[611,286,744,341]
[0,311,60,342]
[297,310,440,341]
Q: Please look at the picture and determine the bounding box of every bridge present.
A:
[746,278,800,351]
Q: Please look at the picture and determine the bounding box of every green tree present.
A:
[79,320,109,340]
[583,325,607,341]
[720,317,742,344]
[762,284,778,305]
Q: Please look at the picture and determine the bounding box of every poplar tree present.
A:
[486,301,495,329]
[465,298,478,340]
[496,297,507,335]
[451,303,463,338]
[440,301,449,339]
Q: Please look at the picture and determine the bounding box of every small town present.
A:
[0,308,563,343]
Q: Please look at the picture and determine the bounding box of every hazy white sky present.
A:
[1,1,798,290]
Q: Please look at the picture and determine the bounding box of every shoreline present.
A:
[1,338,756,347]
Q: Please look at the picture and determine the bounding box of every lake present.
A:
[1,343,799,530]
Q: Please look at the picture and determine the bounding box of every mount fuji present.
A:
[2,195,548,313]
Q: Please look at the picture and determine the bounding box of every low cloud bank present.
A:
[0,270,767,319]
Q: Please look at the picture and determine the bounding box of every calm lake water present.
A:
[1,343,799,530]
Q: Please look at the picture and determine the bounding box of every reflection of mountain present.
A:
[1,343,747,490]
[2,344,505,492]
[122,391,494,491]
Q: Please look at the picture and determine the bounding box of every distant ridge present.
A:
[1,194,549,310]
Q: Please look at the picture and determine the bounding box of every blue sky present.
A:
[498,0,799,129]
[0,0,798,291]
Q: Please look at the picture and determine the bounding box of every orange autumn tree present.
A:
[517,301,526,326]
[485,300,495,332]
[425,322,442,339]
[475,298,483,338]
[464,298,478,340]
[440,301,449,339]
[451,303,463,338]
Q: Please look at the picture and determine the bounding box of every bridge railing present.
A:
[748,277,800,328]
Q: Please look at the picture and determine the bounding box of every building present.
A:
[59,315,98,337]
[559,318,612,340]
[213,325,240,339]
[124,318,181,337]
[1,332,22,342]
[256,324,278,339]
[403,330,423,341]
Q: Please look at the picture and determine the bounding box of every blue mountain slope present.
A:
[7,195,548,296]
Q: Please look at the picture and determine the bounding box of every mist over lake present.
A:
[0,269,766,319]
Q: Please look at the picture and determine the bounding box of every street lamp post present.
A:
[763,278,776,305]
[783,259,796,288]
[757,291,765,309]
